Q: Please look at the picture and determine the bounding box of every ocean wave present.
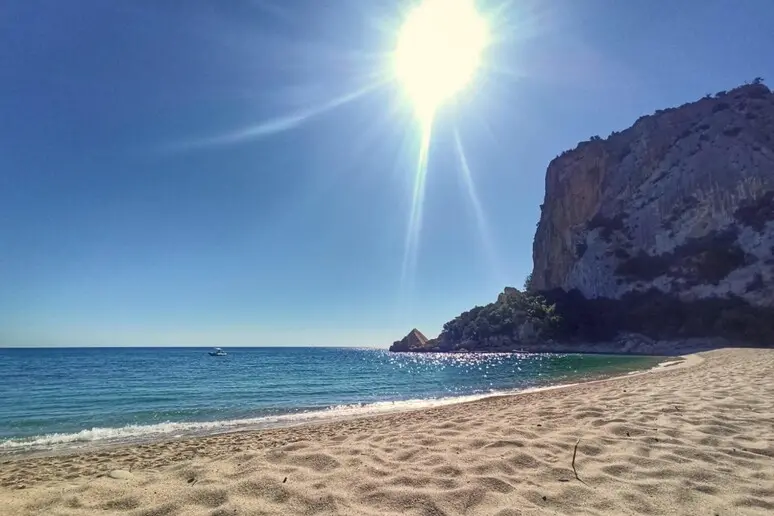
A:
[0,391,505,453]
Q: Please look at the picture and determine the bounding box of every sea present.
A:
[0,347,662,455]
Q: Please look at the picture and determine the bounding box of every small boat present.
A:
[208,347,227,357]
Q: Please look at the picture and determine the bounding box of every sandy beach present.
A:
[1,348,773,515]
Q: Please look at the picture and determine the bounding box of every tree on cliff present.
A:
[523,272,533,292]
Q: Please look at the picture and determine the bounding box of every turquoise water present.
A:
[0,347,661,454]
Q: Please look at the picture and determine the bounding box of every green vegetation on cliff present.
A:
[389,288,563,352]
[439,289,560,345]
[390,286,774,353]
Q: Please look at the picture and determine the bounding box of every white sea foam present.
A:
[3,363,661,455]
[0,391,507,453]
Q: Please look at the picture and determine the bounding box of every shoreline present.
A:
[1,353,692,479]
[391,334,734,356]
[0,353,671,461]
[3,348,773,515]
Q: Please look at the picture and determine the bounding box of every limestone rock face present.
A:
[532,83,774,307]
[389,328,430,352]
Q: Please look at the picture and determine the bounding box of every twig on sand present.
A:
[572,438,587,485]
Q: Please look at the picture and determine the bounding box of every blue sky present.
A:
[2,0,772,347]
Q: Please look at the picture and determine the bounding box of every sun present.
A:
[393,0,489,123]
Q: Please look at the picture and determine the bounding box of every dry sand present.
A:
[1,348,773,515]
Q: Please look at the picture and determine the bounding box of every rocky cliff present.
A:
[532,82,774,307]
[391,82,774,354]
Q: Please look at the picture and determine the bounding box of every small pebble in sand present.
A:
[108,470,132,480]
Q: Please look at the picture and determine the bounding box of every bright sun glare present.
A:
[394,0,489,123]
[392,0,493,295]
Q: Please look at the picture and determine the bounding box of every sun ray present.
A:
[167,80,386,151]
[400,118,433,291]
[453,127,505,284]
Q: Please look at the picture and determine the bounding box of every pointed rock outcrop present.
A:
[389,328,430,352]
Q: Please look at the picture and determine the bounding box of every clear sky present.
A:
[2,0,772,347]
